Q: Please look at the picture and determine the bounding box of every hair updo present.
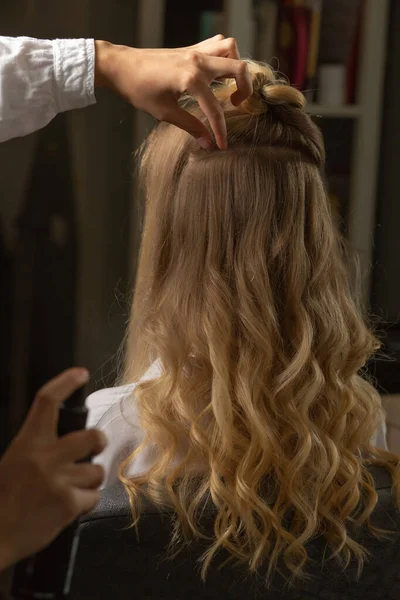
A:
[215,62,305,114]
[211,61,324,168]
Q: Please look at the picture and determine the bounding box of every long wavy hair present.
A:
[120,61,400,583]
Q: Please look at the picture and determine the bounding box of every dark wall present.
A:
[370,0,400,392]
[372,0,400,320]
[0,0,138,447]
[165,0,223,46]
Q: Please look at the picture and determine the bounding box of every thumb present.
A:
[21,368,90,441]
[163,105,211,148]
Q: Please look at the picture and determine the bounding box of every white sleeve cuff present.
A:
[53,38,96,113]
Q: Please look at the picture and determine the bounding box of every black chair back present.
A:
[71,466,400,599]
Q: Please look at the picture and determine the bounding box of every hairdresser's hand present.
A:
[0,369,107,572]
[94,35,253,150]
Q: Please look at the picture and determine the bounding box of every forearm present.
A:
[0,36,96,143]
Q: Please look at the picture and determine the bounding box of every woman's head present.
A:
[121,62,399,582]
[128,63,335,376]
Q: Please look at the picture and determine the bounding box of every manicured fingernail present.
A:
[196,137,211,149]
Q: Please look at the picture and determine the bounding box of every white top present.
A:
[86,362,163,488]
[86,362,389,489]
[0,36,96,143]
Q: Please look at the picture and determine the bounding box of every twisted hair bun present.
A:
[212,61,323,166]
[217,61,306,116]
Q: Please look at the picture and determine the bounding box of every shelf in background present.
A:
[306,104,362,118]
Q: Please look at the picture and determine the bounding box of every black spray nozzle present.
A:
[62,387,86,410]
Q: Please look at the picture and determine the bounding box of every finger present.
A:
[64,463,105,490]
[55,428,108,465]
[71,488,100,517]
[191,84,227,150]
[161,104,212,147]
[192,34,225,48]
[197,37,240,60]
[201,55,253,106]
[22,368,90,440]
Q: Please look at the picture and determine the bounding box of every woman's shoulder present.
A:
[86,362,161,429]
[86,383,137,429]
[86,383,147,488]
[87,382,136,407]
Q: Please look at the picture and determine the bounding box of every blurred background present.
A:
[1,0,400,456]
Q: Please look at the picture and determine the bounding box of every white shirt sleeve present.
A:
[0,36,96,143]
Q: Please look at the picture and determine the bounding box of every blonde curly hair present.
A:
[119,61,400,584]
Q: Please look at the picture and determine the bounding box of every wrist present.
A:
[94,40,114,88]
